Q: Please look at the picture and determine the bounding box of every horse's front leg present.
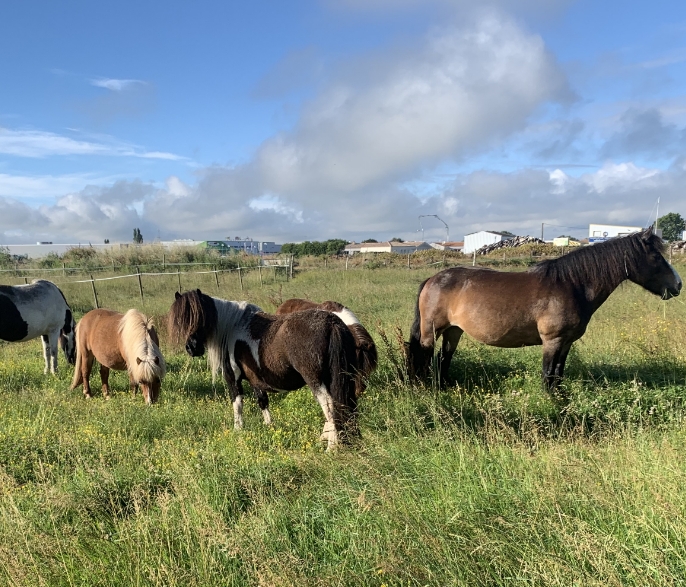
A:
[82,355,95,399]
[41,333,59,375]
[253,387,272,425]
[223,365,243,430]
[541,337,572,397]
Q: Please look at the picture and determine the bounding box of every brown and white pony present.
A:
[408,228,682,393]
[71,309,166,404]
[275,299,377,396]
[168,289,358,449]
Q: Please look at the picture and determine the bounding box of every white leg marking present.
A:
[233,396,244,430]
[40,336,50,374]
[262,408,272,426]
[313,385,339,450]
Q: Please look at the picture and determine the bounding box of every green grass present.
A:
[2,265,686,585]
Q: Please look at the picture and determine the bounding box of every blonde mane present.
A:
[118,309,166,383]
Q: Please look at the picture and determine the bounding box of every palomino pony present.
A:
[0,279,76,373]
[275,298,378,396]
[168,290,358,449]
[71,309,166,404]
[408,228,682,393]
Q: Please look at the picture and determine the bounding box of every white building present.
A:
[588,224,641,244]
[344,241,433,254]
[430,241,464,252]
[463,231,515,254]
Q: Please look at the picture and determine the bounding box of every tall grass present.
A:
[1,265,686,585]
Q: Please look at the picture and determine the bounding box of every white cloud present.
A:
[0,127,184,161]
[91,78,146,92]
[583,162,659,193]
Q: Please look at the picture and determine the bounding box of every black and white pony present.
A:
[0,279,76,373]
[168,289,359,449]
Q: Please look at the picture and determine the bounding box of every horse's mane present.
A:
[119,309,166,383]
[529,229,665,289]
[168,290,262,382]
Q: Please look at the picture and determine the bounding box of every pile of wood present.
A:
[669,240,686,252]
[475,236,545,255]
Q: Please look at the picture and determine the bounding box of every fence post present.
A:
[289,255,294,280]
[177,271,182,293]
[90,274,99,309]
[472,251,476,266]
[62,262,66,277]
[214,265,220,292]
[24,277,28,284]
[258,264,263,287]
[136,266,144,302]
[407,253,410,269]
[237,262,243,291]
[162,253,166,269]
[670,245,673,264]
[345,256,349,270]
[324,256,328,270]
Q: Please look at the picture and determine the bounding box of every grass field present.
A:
[2,264,686,586]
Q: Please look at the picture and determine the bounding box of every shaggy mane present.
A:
[118,309,166,383]
[529,229,665,289]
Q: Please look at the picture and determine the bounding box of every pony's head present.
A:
[136,356,163,404]
[168,289,218,357]
[629,227,682,299]
[59,309,76,365]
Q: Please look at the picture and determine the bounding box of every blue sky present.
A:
[1,0,686,243]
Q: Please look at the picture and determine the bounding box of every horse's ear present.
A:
[196,288,202,295]
[642,226,655,240]
[136,357,142,365]
[175,291,181,299]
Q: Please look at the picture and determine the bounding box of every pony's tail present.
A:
[328,322,358,442]
[70,325,83,390]
[408,277,431,380]
[348,323,378,396]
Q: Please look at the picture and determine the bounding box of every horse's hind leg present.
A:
[438,326,463,387]
[100,365,111,399]
[311,383,338,449]
[41,335,50,374]
[82,355,95,399]
[253,387,272,425]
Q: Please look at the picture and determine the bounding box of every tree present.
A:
[362,238,378,243]
[104,239,110,244]
[133,228,144,244]
[390,237,404,242]
[657,212,686,242]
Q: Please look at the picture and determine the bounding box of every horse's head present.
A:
[59,309,76,365]
[134,355,164,405]
[168,289,217,357]
[630,228,682,299]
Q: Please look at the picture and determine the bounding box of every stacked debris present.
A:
[475,236,545,255]
[669,240,686,252]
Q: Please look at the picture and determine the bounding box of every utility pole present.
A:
[541,223,544,240]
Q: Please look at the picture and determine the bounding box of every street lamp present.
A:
[418,215,449,243]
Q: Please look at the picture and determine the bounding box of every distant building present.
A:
[200,239,282,255]
[344,241,433,254]
[463,231,515,254]
[430,241,464,252]
[588,224,641,244]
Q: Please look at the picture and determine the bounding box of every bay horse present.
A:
[0,279,75,373]
[408,228,682,393]
[168,290,358,449]
[275,298,378,396]
[71,309,166,404]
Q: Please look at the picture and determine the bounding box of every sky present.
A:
[1,0,686,244]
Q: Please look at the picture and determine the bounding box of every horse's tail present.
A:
[328,320,358,442]
[70,323,83,390]
[408,277,431,380]
[347,323,378,396]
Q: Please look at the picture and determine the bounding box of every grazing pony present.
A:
[168,290,358,449]
[71,309,166,404]
[0,279,75,373]
[408,228,682,392]
[275,298,378,396]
